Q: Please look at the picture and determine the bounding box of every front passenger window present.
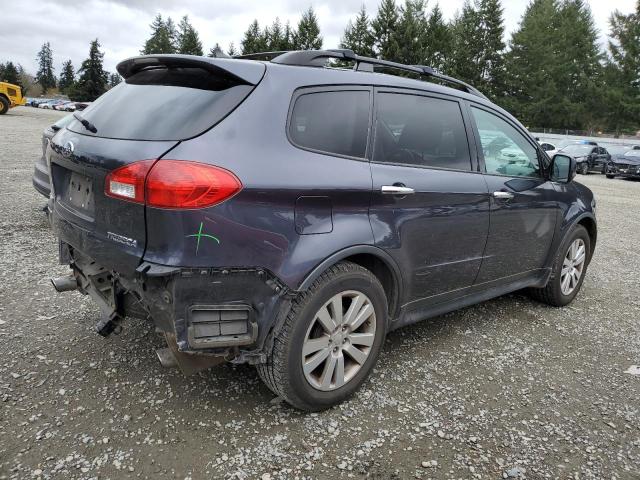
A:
[471,107,541,178]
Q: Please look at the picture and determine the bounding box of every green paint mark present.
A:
[186,221,220,255]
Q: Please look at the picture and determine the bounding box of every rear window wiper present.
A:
[73,112,98,134]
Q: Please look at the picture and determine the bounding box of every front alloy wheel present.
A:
[302,291,376,391]
[529,224,590,307]
[560,238,586,295]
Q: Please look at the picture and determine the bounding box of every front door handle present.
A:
[493,191,514,200]
[381,185,415,195]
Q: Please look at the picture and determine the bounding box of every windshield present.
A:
[560,144,592,155]
[625,150,640,158]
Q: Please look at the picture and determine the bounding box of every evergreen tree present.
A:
[58,60,75,94]
[165,17,179,51]
[141,14,176,54]
[371,0,400,60]
[108,72,122,88]
[283,22,296,50]
[1,61,20,85]
[503,0,603,129]
[294,7,323,50]
[228,42,239,56]
[477,0,506,100]
[265,18,283,50]
[557,0,603,130]
[35,42,56,93]
[177,15,203,55]
[449,2,484,86]
[604,0,640,133]
[208,43,227,58]
[421,4,453,72]
[340,6,375,57]
[395,0,429,65]
[74,39,108,101]
[241,20,268,54]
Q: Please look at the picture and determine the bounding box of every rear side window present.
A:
[373,92,472,170]
[67,67,254,141]
[289,90,370,158]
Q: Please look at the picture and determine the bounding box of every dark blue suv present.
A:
[47,50,597,411]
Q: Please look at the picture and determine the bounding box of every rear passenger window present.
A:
[373,93,471,170]
[289,90,370,158]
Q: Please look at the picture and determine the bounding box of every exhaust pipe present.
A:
[51,275,78,292]
[156,347,178,368]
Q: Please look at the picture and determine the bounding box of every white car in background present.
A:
[53,101,76,112]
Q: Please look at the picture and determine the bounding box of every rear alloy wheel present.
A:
[0,96,9,115]
[257,262,387,411]
[529,225,590,307]
[301,291,377,391]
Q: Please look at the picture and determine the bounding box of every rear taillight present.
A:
[105,160,154,203]
[105,160,242,209]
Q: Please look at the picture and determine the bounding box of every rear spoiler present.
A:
[116,55,266,86]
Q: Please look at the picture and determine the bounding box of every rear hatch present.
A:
[48,55,265,275]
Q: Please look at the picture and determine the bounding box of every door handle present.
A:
[492,191,514,200]
[381,185,415,195]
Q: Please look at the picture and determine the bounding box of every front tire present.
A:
[579,163,589,175]
[257,262,387,411]
[529,225,590,307]
[0,96,9,115]
[606,174,616,179]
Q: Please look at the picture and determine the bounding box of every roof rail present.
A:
[234,51,289,61]
[254,49,487,99]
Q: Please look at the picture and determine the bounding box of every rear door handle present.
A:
[381,185,415,195]
[492,191,514,200]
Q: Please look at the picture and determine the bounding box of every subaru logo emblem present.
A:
[62,141,74,158]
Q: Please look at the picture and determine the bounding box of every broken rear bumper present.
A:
[63,243,290,364]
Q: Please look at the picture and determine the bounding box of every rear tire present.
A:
[0,96,9,115]
[257,262,387,411]
[606,174,616,179]
[529,225,590,307]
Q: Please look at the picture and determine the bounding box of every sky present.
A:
[0,0,637,76]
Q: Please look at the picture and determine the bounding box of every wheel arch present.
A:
[577,214,597,263]
[297,245,403,319]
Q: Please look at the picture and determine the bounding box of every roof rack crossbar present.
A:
[261,49,486,99]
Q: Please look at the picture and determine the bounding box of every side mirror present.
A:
[550,154,576,183]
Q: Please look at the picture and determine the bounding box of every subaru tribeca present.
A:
[47,51,597,411]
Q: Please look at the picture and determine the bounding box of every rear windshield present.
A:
[67,67,254,141]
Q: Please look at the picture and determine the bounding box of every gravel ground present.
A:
[1,106,639,480]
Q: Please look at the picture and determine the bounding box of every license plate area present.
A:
[56,168,95,219]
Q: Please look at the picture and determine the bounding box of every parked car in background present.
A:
[606,150,640,179]
[33,114,74,199]
[54,101,76,112]
[557,144,610,174]
[74,102,92,111]
[47,51,597,411]
[38,100,60,109]
[537,140,556,153]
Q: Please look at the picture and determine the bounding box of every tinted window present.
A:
[67,67,254,141]
[471,107,540,178]
[289,90,370,158]
[373,93,471,170]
